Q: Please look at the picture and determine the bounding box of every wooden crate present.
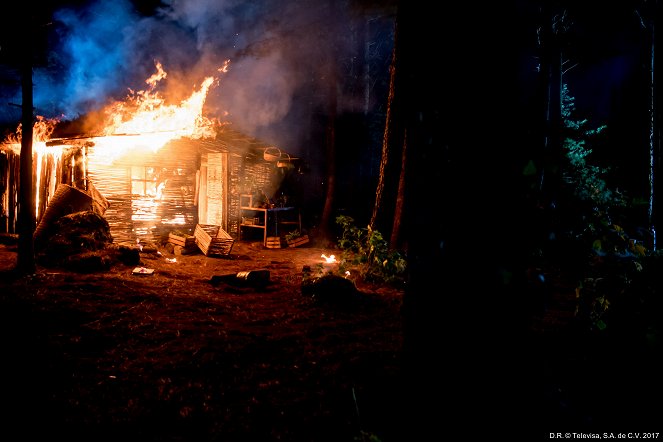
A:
[194,224,235,256]
[168,232,196,249]
[287,234,309,248]
[266,236,283,249]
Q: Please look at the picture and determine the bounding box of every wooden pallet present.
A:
[194,224,235,256]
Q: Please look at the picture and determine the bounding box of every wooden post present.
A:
[73,146,86,189]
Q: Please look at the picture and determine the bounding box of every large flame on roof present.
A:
[89,60,228,163]
[0,61,229,219]
[1,60,229,162]
[103,61,220,139]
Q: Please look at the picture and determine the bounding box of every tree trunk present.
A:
[537,7,564,209]
[389,129,406,249]
[398,2,530,438]
[318,60,338,245]
[369,22,398,232]
[17,35,35,275]
[648,7,658,250]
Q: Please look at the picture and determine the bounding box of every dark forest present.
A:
[1,1,662,440]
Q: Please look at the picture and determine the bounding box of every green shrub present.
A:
[335,215,406,283]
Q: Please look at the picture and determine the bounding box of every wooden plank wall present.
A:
[2,134,284,247]
[227,154,273,238]
[86,139,200,245]
[0,150,19,233]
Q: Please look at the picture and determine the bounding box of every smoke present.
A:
[33,0,145,119]
[153,0,359,152]
[25,0,391,154]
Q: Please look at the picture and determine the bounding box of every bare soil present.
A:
[0,238,405,442]
[3,234,661,441]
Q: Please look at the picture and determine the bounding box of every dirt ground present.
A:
[0,237,406,442]
[2,232,662,440]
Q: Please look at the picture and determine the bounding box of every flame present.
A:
[2,60,230,162]
[321,254,337,263]
[0,61,230,221]
[1,115,59,153]
[0,116,63,217]
[102,61,216,138]
[89,60,229,163]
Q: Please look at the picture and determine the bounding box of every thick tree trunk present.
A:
[398,1,530,438]
[316,0,340,246]
[319,64,337,245]
[17,38,35,274]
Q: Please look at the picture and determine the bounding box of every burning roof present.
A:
[0,59,289,161]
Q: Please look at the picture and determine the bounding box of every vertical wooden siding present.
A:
[3,131,284,246]
[0,150,19,233]
[1,146,77,234]
[86,139,200,245]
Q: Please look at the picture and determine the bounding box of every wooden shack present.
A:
[1,125,296,246]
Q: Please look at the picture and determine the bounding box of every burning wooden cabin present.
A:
[0,125,298,246]
[1,62,302,248]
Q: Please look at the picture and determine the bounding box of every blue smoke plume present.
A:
[33,0,141,120]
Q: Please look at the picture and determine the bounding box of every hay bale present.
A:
[34,182,110,248]
[38,211,113,264]
[34,184,95,247]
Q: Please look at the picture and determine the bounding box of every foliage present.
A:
[284,229,302,242]
[560,83,626,210]
[590,223,647,259]
[555,83,634,256]
[566,219,650,334]
[555,84,657,337]
[575,278,610,332]
[354,431,383,442]
[335,215,406,283]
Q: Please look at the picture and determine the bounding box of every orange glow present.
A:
[321,254,337,263]
[2,60,230,161]
[1,117,63,217]
[0,61,230,224]
[89,60,229,163]
[1,115,59,154]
